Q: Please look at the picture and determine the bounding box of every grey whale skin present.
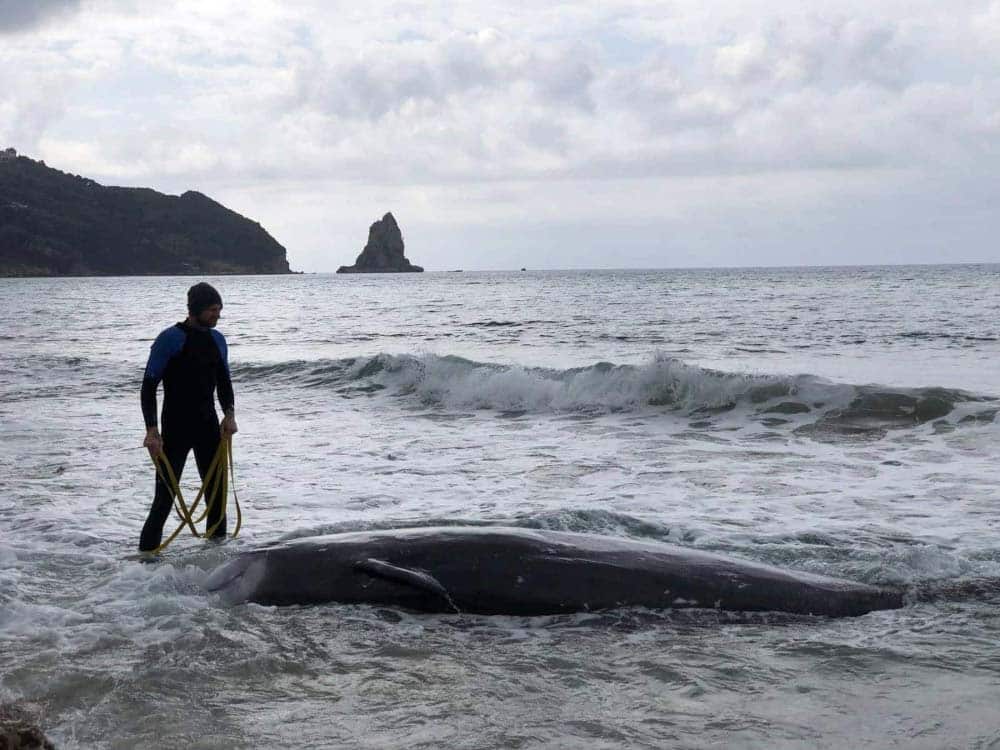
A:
[204,527,904,617]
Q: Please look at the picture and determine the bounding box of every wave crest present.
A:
[236,353,997,429]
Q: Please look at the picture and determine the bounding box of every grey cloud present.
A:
[515,117,570,154]
[713,18,913,91]
[437,34,499,91]
[297,33,596,121]
[299,48,495,120]
[17,2,994,198]
[0,0,81,33]
[828,21,912,89]
[524,46,597,110]
[4,78,71,150]
[585,17,923,174]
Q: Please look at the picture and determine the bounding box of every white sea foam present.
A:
[236,352,998,434]
[0,544,21,603]
[383,353,795,413]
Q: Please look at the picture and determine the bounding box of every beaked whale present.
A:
[204,527,904,617]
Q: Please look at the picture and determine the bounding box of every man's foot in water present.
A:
[138,550,160,564]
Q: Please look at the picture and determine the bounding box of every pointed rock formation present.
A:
[337,212,423,273]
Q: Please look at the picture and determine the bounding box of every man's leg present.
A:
[193,420,226,539]
[139,431,192,552]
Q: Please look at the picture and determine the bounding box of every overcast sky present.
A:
[2,0,999,271]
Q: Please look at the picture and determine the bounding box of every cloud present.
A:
[290,29,596,122]
[2,0,999,268]
[0,0,81,33]
[7,2,995,185]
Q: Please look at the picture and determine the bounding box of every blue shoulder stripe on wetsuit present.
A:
[144,325,186,381]
[211,329,230,376]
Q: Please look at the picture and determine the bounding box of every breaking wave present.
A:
[236,353,998,431]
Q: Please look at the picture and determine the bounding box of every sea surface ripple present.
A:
[1,266,999,748]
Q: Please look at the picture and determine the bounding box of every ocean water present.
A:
[1,266,999,749]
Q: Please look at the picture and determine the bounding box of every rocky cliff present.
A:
[0,154,292,276]
[337,212,423,273]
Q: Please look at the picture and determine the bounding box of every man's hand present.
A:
[221,411,238,437]
[143,427,163,459]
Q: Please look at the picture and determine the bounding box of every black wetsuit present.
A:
[139,321,234,551]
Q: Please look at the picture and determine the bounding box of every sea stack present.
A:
[336,212,423,273]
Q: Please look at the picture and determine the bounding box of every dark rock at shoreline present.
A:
[337,212,423,273]
[0,703,55,750]
[0,153,293,276]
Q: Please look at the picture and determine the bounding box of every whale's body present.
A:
[205,526,904,617]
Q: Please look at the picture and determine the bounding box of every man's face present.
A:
[197,304,222,328]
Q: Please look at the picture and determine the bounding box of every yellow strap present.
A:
[202,440,230,538]
[151,440,227,553]
[229,443,243,538]
[185,445,227,526]
[154,452,202,536]
[161,442,223,530]
[167,444,222,536]
[148,435,241,555]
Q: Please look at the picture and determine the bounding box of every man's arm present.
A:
[141,327,185,456]
[213,330,238,436]
[141,379,164,458]
[140,377,160,430]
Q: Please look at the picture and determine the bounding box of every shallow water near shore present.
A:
[2,266,999,748]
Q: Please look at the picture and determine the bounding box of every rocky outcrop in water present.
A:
[336,212,423,273]
[0,703,55,750]
[0,152,293,276]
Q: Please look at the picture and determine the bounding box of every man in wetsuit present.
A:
[139,282,238,552]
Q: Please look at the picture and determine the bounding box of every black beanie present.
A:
[187,282,223,316]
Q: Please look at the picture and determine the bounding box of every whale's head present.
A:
[204,554,268,604]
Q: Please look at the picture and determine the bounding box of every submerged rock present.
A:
[0,703,55,750]
[763,401,811,415]
[337,212,423,273]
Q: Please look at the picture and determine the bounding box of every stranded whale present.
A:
[204,527,904,617]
